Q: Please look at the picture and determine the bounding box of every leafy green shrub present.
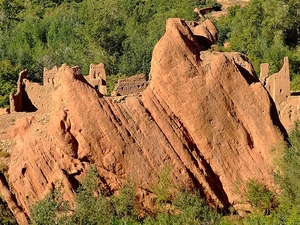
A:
[172,190,221,225]
[245,179,277,214]
[0,197,17,225]
[272,121,300,224]
[70,166,114,225]
[111,181,140,224]
[30,164,223,225]
[106,73,128,96]
[153,165,174,205]
[144,190,221,225]
[30,185,70,225]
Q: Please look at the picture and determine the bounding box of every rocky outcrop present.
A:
[186,19,218,48]
[4,18,286,224]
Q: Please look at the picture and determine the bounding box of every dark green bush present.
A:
[245,179,277,214]
[0,197,17,225]
[30,165,222,225]
[30,185,70,225]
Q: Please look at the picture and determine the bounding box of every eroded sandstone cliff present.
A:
[1,18,286,224]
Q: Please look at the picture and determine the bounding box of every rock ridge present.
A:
[2,18,286,224]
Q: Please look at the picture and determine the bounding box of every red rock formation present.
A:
[186,19,218,48]
[3,19,286,224]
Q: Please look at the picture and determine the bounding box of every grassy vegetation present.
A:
[30,166,221,225]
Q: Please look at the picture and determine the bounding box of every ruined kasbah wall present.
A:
[24,82,53,113]
[260,57,300,131]
[10,67,57,113]
[10,69,38,113]
[10,63,107,114]
[111,74,148,97]
[85,63,107,95]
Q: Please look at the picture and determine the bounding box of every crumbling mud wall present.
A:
[260,57,300,130]
[261,57,290,106]
[10,69,37,113]
[85,63,107,95]
[24,82,53,113]
[111,74,148,96]
[10,63,108,113]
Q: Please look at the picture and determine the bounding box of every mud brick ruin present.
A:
[8,55,300,131]
[111,74,148,97]
[260,57,300,130]
[10,63,108,113]
[9,63,149,114]
[85,63,107,95]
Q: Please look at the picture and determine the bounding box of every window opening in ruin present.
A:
[280,89,282,93]
[95,85,99,90]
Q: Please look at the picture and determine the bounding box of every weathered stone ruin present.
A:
[111,74,148,97]
[10,69,38,113]
[43,66,58,86]
[10,63,108,113]
[85,63,107,95]
[260,57,300,130]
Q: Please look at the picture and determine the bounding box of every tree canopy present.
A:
[0,0,216,107]
[215,0,300,83]
[2,0,300,107]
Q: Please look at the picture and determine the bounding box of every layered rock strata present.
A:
[3,19,286,224]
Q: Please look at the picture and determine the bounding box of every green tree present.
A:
[71,166,114,225]
[30,185,70,225]
[0,60,19,107]
[245,179,277,215]
[216,0,300,77]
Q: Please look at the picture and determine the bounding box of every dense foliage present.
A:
[0,0,217,107]
[0,197,17,225]
[1,0,300,106]
[215,0,300,89]
[30,166,221,225]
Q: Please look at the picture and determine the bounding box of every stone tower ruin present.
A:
[10,63,108,113]
[261,57,290,106]
[43,66,58,86]
[86,63,107,95]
